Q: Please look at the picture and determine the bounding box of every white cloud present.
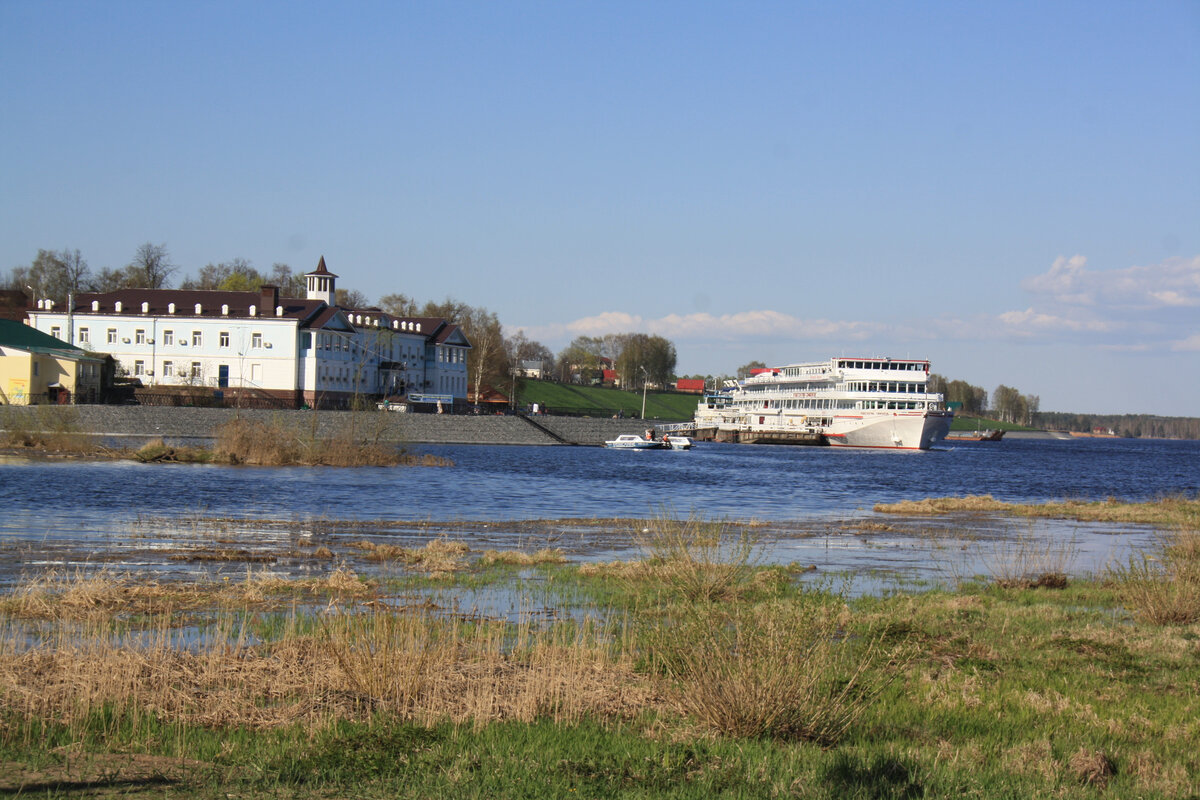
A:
[558,310,883,342]
[997,307,1120,335]
[1022,254,1094,304]
[1171,332,1200,352]
[1022,254,1200,310]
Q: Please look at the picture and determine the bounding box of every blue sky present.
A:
[3,1,1197,415]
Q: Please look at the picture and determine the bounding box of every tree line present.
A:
[1031,413,1200,440]
[927,374,1041,425]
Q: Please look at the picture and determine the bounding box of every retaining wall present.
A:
[0,405,671,447]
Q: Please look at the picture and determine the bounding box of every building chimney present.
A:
[260,285,279,311]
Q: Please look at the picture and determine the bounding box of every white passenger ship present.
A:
[693,357,953,450]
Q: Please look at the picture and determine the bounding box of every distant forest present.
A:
[929,374,1198,440]
[1030,412,1200,440]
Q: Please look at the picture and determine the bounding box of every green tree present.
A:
[737,360,767,379]
[556,336,603,383]
[614,333,676,389]
[418,298,507,401]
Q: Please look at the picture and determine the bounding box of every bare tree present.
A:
[128,242,176,289]
[379,292,419,317]
[5,248,91,305]
[335,287,370,308]
[60,249,90,296]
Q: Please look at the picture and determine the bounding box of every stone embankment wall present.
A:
[0,405,671,447]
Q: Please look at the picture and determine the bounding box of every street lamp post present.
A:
[640,366,648,420]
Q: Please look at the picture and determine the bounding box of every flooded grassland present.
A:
[1,501,1198,798]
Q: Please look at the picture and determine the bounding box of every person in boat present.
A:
[645,429,655,441]
[662,434,671,446]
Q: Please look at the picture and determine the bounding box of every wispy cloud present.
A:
[518,254,1200,359]
[526,310,884,342]
[1022,254,1200,309]
[1171,332,1200,352]
[996,307,1121,335]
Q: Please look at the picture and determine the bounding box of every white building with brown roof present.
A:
[24,257,470,409]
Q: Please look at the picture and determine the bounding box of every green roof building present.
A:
[0,319,102,405]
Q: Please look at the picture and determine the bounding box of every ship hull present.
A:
[824,411,953,450]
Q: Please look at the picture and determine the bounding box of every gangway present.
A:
[655,421,697,434]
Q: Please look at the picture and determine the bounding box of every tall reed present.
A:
[629,512,760,602]
[213,416,402,466]
[1111,527,1200,624]
[631,512,906,742]
[645,598,903,743]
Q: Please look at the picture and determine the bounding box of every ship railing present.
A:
[656,421,698,433]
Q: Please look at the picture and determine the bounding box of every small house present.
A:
[0,319,103,405]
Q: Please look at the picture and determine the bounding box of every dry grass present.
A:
[1111,528,1200,625]
[0,600,656,733]
[1068,747,1116,788]
[347,539,471,576]
[0,570,209,619]
[876,493,1200,529]
[212,417,407,467]
[0,406,102,454]
[874,495,1011,515]
[132,437,211,463]
[982,525,1078,590]
[628,513,761,602]
[0,567,372,620]
[478,548,567,566]
[644,599,908,743]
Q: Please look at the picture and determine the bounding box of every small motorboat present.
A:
[662,435,692,450]
[604,434,665,450]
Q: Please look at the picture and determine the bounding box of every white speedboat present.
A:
[604,434,665,450]
[661,435,692,450]
[693,357,953,450]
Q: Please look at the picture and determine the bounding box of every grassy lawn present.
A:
[1,508,1197,798]
[950,414,1039,432]
[517,380,701,420]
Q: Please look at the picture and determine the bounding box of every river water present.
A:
[1,436,1196,593]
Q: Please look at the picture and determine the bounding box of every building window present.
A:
[107,328,117,344]
[134,360,145,377]
[135,329,146,344]
[77,327,89,344]
[33,361,39,377]
[219,331,229,348]
[192,331,202,347]
[163,361,174,378]
[50,326,61,340]
[251,332,263,348]
[190,362,201,379]
[162,330,174,346]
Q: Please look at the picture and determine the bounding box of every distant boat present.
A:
[946,428,1004,442]
[604,434,664,450]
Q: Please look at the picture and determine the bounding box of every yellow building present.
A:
[0,319,103,405]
